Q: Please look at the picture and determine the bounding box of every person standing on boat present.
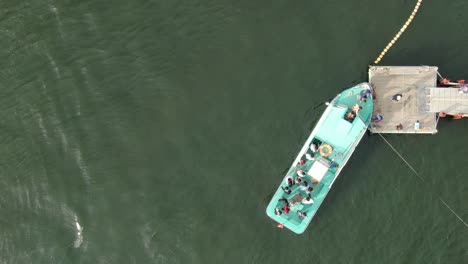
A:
[302,197,314,204]
[295,177,302,185]
[297,211,307,220]
[300,181,309,191]
[359,89,372,102]
[281,186,292,195]
[310,143,318,152]
[306,186,314,195]
[278,198,290,215]
[274,207,282,215]
[297,170,306,177]
[285,176,293,187]
[278,198,289,205]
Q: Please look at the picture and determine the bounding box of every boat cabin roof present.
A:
[314,106,368,152]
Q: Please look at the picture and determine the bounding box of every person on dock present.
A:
[459,85,468,94]
[300,181,309,191]
[372,114,383,123]
[391,93,403,102]
[396,123,403,130]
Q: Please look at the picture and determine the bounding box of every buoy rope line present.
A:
[376,132,468,228]
[374,0,423,64]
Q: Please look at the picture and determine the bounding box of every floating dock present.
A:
[368,66,438,134]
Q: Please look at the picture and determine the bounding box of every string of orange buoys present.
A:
[374,0,423,64]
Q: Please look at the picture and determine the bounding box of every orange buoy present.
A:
[458,80,465,85]
[439,112,447,117]
[453,114,463,120]
[440,78,450,85]
[277,224,284,228]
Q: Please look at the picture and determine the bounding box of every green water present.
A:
[0,0,467,263]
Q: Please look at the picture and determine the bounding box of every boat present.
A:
[266,83,374,234]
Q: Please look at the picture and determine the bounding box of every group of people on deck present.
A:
[274,143,320,220]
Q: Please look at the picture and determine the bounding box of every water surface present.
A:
[0,0,467,263]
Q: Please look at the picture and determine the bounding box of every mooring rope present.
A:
[374,0,423,64]
[376,132,468,228]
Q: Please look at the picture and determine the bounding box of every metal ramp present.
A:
[426,87,468,114]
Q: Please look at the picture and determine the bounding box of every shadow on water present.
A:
[262,166,290,204]
[263,191,275,205]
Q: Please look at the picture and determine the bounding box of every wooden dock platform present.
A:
[368,66,438,134]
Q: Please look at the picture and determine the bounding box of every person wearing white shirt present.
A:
[300,181,309,191]
[302,197,314,204]
[297,170,306,177]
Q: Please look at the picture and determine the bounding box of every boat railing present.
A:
[329,126,367,188]
[334,104,349,109]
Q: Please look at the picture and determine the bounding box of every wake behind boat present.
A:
[266,83,374,234]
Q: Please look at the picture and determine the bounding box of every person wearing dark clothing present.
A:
[295,177,302,185]
[298,211,307,220]
[286,177,293,187]
[297,170,306,177]
[372,114,383,123]
[281,186,292,194]
[278,198,289,205]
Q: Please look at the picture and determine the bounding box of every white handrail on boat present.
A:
[329,127,367,188]
[286,97,339,175]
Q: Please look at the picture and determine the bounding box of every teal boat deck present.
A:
[266,83,374,234]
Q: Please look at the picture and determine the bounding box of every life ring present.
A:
[319,144,333,157]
